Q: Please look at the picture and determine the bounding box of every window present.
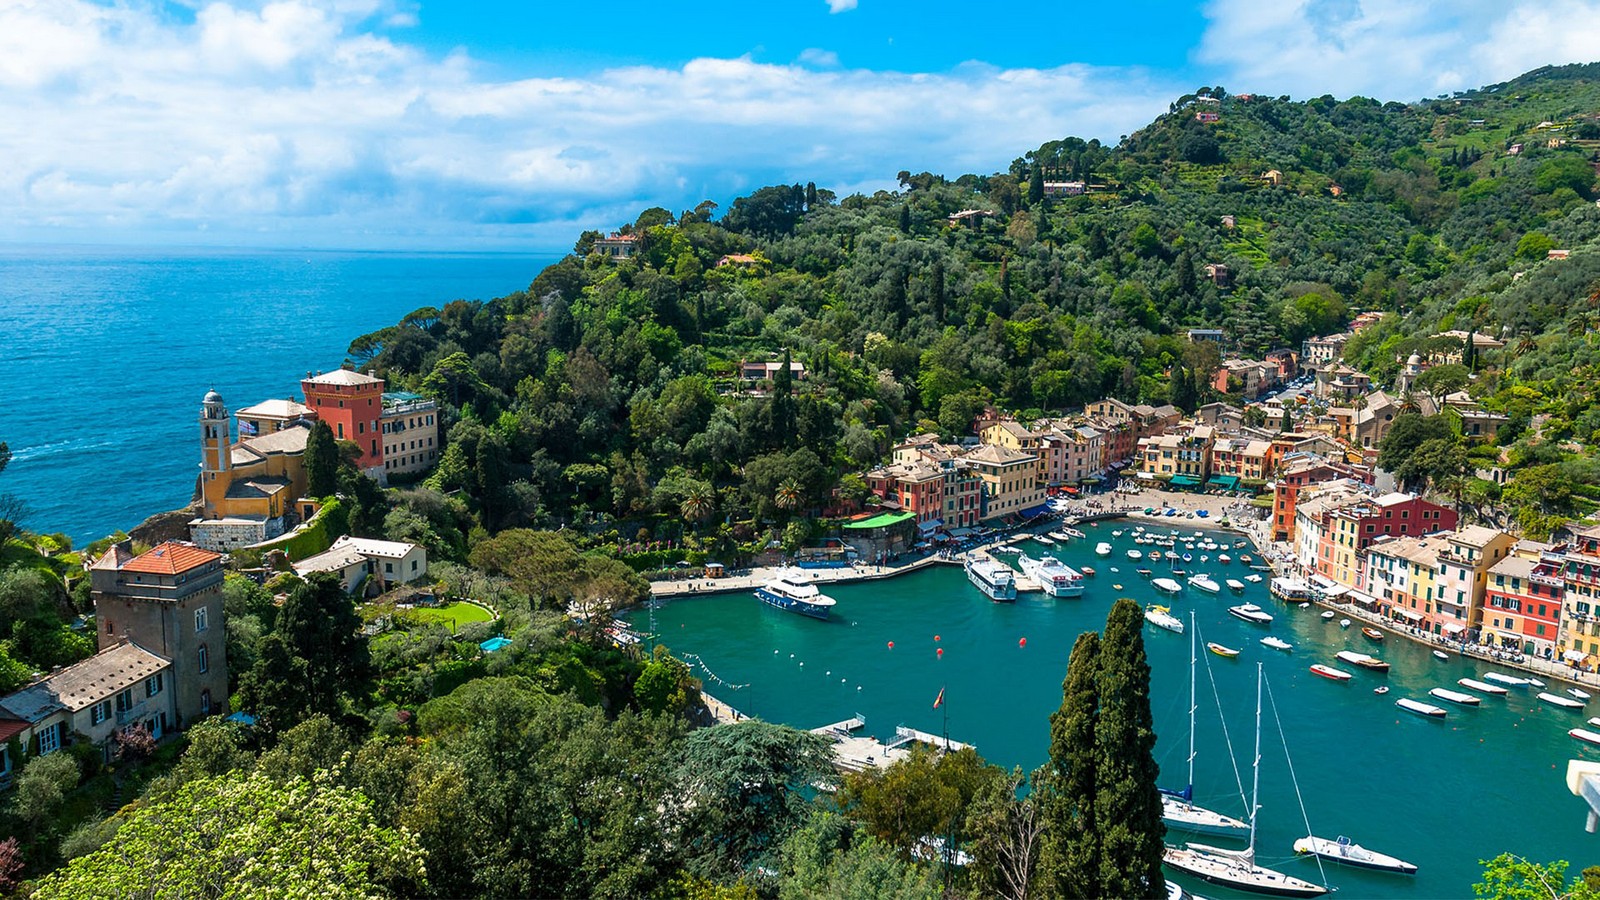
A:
[116,688,133,712]
[194,606,208,634]
[145,673,162,697]
[198,644,209,674]
[91,700,111,725]
[200,689,212,715]
[37,722,60,755]
[105,619,113,634]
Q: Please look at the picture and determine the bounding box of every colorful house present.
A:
[0,641,176,771]
[1433,526,1518,639]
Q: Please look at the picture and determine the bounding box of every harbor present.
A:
[637,520,1600,897]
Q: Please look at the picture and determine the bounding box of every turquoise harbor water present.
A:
[0,245,555,543]
[638,523,1599,897]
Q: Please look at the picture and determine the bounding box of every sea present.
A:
[636,527,1600,897]
[0,244,558,544]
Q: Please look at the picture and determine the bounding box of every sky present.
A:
[4,0,1600,251]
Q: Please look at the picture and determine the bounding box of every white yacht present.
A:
[1228,603,1274,625]
[753,570,839,620]
[1018,554,1085,598]
[1188,573,1222,594]
[1096,542,1113,557]
[1145,605,1185,634]
[965,556,1017,601]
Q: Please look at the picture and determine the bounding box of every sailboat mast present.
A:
[1187,609,1197,802]
[1248,662,1263,860]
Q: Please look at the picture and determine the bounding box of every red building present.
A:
[1271,456,1370,541]
[301,369,386,470]
[1486,548,1565,657]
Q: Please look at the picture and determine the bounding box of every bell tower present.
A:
[199,390,231,518]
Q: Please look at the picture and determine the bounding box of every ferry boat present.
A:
[1293,835,1417,875]
[1428,687,1480,707]
[753,571,839,620]
[1310,664,1353,681]
[965,557,1017,601]
[1145,605,1184,634]
[1096,542,1113,556]
[1017,554,1085,598]
[1228,603,1274,625]
[1188,573,1222,594]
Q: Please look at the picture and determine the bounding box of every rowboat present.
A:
[1310,664,1352,681]
[1433,650,1450,661]
[1539,692,1585,709]
[1395,698,1447,719]
[1428,687,1481,707]
[1080,566,1096,576]
[1320,611,1335,621]
[1570,728,1600,747]
[1458,678,1508,695]
[1573,688,1593,701]
[1208,642,1241,658]
[1293,835,1417,875]
[1361,627,1384,642]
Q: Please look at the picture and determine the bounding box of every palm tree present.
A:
[774,478,804,513]
[681,485,715,529]
[1399,390,1421,415]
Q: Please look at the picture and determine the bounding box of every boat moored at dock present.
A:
[1396,698,1448,719]
[1334,650,1389,672]
[1293,835,1417,875]
[753,571,839,619]
[1017,554,1085,598]
[964,556,1017,601]
[1428,687,1481,706]
[1483,672,1532,688]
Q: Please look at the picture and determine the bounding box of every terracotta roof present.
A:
[121,541,220,575]
[0,718,28,743]
[304,369,383,387]
[90,542,136,571]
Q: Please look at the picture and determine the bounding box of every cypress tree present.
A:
[1028,165,1045,205]
[1280,406,1294,433]
[304,421,339,498]
[1093,598,1167,898]
[1041,631,1102,899]
[899,203,912,233]
[769,348,796,447]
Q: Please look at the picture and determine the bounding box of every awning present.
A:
[1348,589,1381,607]
[1392,607,1424,623]
[1169,475,1200,487]
[1020,504,1051,519]
[1323,585,1350,598]
[1062,486,1080,495]
[1495,630,1523,645]
[843,511,917,530]
[1443,622,1467,635]
[1136,471,1156,480]
[1207,475,1241,489]
[1309,574,1338,590]
[917,519,944,534]
[948,527,975,538]
[1567,649,1589,662]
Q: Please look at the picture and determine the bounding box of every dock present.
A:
[817,719,975,772]
[810,714,867,738]
[886,725,973,754]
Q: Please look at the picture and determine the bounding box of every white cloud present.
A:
[826,0,857,13]
[0,0,1180,249]
[1197,0,1600,100]
[798,47,841,68]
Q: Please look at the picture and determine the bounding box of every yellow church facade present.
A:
[190,390,311,551]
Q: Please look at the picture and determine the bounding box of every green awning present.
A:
[843,511,917,530]
[1207,475,1241,489]
[1168,475,1200,487]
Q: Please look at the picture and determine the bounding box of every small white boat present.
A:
[1395,698,1447,719]
[1261,636,1293,651]
[1530,678,1547,688]
[1589,716,1600,728]
[1112,529,1124,537]
[1428,687,1481,707]
[1226,578,1246,592]
[1572,688,1593,701]
[1433,650,1450,661]
[1218,553,1232,564]
[1335,650,1389,672]
[1145,605,1185,634]
[1229,603,1274,625]
[1062,528,1087,539]
[1373,686,1389,695]
[1293,835,1417,875]
[1297,602,1310,609]
[1459,678,1508,696]
[1034,536,1056,547]
[1483,672,1531,688]
[1570,728,1600,747]
[1149,549,1165,560]
[1096,542,1113,557]
[1240,554,1254,564]
[1310,664,1353,681]
[1540,692,1585,709]
[1245,574,1263,583]
[1339,618,1351,629]
[1189,573,1222,594]
[1320,611,1335,621]
[1207,642,1241,658]
[1153,578,1184,594]
[1128,549,1144,560]
[1200,554,1210,563]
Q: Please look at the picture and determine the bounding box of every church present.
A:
[188,389,312,551]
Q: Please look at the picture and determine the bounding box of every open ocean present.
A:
[0,245,558,544]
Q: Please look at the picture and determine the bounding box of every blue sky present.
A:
[2,0,1598,251]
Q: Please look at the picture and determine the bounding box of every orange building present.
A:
[301,369,385,472]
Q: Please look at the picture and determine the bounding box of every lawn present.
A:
[403,601,495,631]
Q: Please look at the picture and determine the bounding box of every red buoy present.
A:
[887,641,894,650]
[934,634,941,642]
[1019,637,1028,648]
[937,648,944,658]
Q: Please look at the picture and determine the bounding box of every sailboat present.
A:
[1162,611,1250,838]
[1163,665,1330,897]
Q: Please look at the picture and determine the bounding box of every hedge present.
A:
[252,499,349,562]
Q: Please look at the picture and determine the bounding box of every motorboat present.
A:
[1261,636,1293,651]
[753,570,839,619]
[1096,542,1113,557]
[1373,686,1389,695]
[1361,627,1384,642]
[1017,554,1086,599]
[1571,728,1600,747]
[1245,574,1263,583]
[1189,573,1223,594]
[1395,698,1448,719]
[1433,650,1450,661]
[1335,650,1389,672]
[1138,568,1154,578]
[1531,678,1548,688]
[1590,717,1600,728]
[1459,678,1508,695]
[1081,565,1096,576]
[1208,642,1241,658]
[965,557,1018,602]
[1148,550,1164,560]
[1573,688,1594,701]
[1339,619,1351,629]
[1142,603,1185,638]
[1539,692,1586,709]
[1034,535,1056,547]
[1112,530,1125,537]
[1320,611,1335,621]
[1226,578,1246,592]
[1163,666,1330,898]
[1310,664,1353,681]
[1153,577,1184,594]
[1293,835,1417,875]
[1062,528,1087,539]
[1428,687,1481,707]
[1200,555,1210,563]
[1240,554,1254,564]
[1218,553,1232,564]
[1228,603,1274,625]
[1483,672,1532,688]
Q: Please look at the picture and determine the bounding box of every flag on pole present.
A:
[933,687,945,709]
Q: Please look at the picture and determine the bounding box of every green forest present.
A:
[8,62,1600,897]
